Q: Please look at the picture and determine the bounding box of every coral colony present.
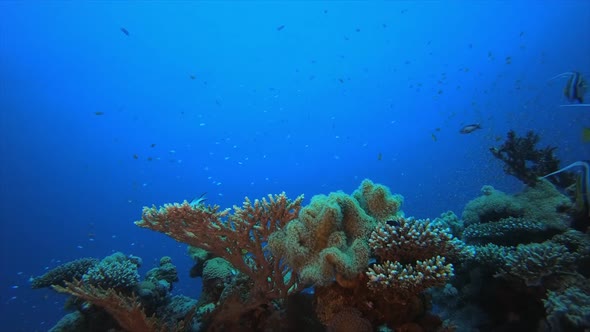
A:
[31,177,590,331]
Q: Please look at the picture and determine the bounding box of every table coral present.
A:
[462,182,571,246]
[495,242,577,286]
[30,258,98,289]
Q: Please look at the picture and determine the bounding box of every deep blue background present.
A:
[1,2,589,331]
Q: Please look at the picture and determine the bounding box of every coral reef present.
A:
[32,178,590,332]
[438,180,590,331]
[32,254,191,332]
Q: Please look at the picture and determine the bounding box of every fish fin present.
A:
[190,192,207,205]
[548,72,575,81]
[541,161,589,179]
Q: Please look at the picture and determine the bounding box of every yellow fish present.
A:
[582,127,590,143]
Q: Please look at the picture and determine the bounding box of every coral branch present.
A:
[367,256,454,299]
[53,279,161,332]
[136,193,304,301]
[489,130,572,186]
[366,217,468,304]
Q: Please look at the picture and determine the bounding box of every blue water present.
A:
[1,2,589,331]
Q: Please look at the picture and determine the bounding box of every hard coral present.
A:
[30,258,98,289]
[82,252,140,292]
[53,279,165,332]
[137,192,303,302]
[462,182,571,246]
[137,192,304,330]
[495,241,577,286]
[366,217,468,305]
[544,286,590,330]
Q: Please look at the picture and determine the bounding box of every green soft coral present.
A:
[268,180,403,287]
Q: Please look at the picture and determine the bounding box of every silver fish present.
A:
[460,123,481,134]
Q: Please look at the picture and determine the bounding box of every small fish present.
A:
[94,111,104,116]
[459,123,482,134]
[189,75,196,80]
[133,154,139,159]
[276,25,285,31]
[583,127,590,143]
[190,193,207,207]
[150,143,156,148]
[120,27,130,36]
[386,219,400,226]
[377,152,382,161]
[542,161,589,216]
[431,133,438,142]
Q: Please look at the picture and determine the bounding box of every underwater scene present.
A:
[1,2,590,332]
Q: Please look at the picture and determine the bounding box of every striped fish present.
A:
[542,160,589,216]
[564,71,586,103]
[550,71,589,107]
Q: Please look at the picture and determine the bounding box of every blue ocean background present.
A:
[1,2,589,331]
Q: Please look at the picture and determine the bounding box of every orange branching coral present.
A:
[53,279,161,332]
[136,192,304,301]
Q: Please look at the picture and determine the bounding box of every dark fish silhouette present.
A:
[460,123,481,134]
[276,25,285,31]
[120,27,130,36]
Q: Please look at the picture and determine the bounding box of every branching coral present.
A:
[367,256,454,299]
[30,258,98,289]
[495,242,578,286]
[368,217,469,264]
[489,130,572,186]
[82,252,141,291]
[544,286,590,330]
[366,217,469,304]
[53,279,163,332]
[136,192,304,306]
